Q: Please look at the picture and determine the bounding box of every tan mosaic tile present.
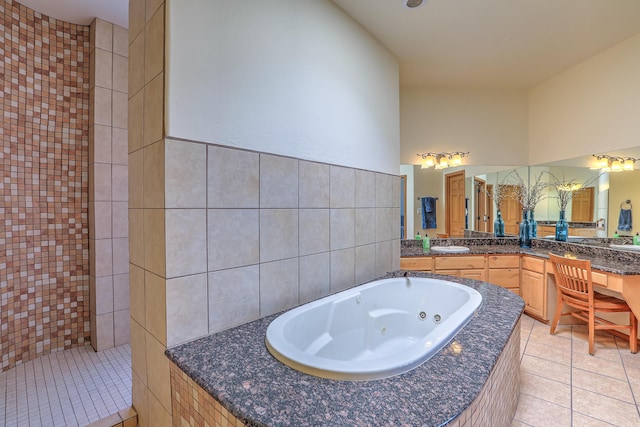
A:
[0,0,90,371]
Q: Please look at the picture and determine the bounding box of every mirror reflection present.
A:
[401,148,640,241]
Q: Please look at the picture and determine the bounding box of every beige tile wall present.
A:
[128,0,169,426]
[89,18,130,351]
[164,140,401,342]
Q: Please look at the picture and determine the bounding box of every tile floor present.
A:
[1,316,639,426]
[515,314,640,426]
[0,344,131,427]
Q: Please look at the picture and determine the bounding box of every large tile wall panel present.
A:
[0,1,90,371]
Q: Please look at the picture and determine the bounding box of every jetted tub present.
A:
[265,277,482,380]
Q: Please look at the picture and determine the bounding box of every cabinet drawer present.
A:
[435,256,485,270]
[488,255,520,269]
[488,269,520,289]
[400,257,433,271]
[592,271,607,288]
[522,256,545,273]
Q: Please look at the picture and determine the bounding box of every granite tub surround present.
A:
[166,272,525,426]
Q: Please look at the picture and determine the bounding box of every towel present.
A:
[618,208,632,232]
[421,197,437,229]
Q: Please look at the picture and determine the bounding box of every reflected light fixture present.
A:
[591,155,637,172]
[418,151,469,170]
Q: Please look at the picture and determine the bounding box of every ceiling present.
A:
[17,0,128,29]
[16,0,640,89]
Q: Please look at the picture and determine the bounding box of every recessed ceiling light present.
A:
[402,0,426,9]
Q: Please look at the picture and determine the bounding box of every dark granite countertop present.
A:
[166,272,525,427]
[401,239,640,275]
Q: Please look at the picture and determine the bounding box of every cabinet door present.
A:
[521,269,545,319]
[488,268,520,291]
[435,269,460,278]
[459,269,486,281]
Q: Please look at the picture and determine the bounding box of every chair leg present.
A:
[588,308,596,355]
[630,312,638,354]
[550,297,564,335]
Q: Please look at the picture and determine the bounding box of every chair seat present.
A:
[593,293,633,311]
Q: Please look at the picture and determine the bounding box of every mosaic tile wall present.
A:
[0,0,90,371]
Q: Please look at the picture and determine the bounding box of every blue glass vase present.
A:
[556,210,568,242]
[494,210,505,237]
[528,209,537,238]
[519,210,531,248]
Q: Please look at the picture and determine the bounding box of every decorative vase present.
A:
[528,209,537,238]
[556,210,568,242]
[494,210,505,237]
[519,210,531,248]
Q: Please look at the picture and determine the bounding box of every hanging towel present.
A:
[618,208,632,232]
[421,197,437,229]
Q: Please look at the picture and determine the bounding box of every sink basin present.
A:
[609,244,640,251]
[430,246,471,254]
[544,235,584,241]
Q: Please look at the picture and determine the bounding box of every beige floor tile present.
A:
[520,371,571,408]
[572,368,634,403]
[520,354,571,384]
[572,352,627,380]
[513,393,571,427]
[524,339,572,366]
[572,387,640,427]
[572,412,620,427]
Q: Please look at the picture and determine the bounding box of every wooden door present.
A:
[500,185,523,235]
[487,184,494,233]
[446,171,466,237]
[571,187,594,222]
[474,178,488,232]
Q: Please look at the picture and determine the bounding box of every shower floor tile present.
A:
[0,344,131,427]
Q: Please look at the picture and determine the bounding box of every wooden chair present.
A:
[548,253,638,355]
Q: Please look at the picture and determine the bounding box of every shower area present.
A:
[0,0,129,372]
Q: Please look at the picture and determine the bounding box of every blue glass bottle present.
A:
[528,209,537,238]
[519,210,531,248]
[555,210,568,242]
[494,210,505,237]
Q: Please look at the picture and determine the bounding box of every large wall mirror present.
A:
[402,147,640,240]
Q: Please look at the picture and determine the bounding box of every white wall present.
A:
[400,88,529,166]
[529,33,640,165]
[166,0,400,175]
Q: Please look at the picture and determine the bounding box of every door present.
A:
[474,177,488,232]
[500,185,523,235]
[446,171,466,237]
[571,187,594,222]
[400,175,407,238]
[487,184,494,233]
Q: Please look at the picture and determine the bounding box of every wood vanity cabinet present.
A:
[520,256,547,320]
[434,256,486,281]
[487,255,520,295]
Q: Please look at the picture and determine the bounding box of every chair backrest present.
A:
[549,253,594,303]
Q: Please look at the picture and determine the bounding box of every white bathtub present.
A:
[265,277,483,380]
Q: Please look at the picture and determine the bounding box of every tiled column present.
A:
[128,0,172,426]
[89,18,130,351]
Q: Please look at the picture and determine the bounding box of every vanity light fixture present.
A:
[418,151,469,170]
[592,155,637,172]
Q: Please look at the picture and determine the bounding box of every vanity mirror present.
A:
[401,147,640,240]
